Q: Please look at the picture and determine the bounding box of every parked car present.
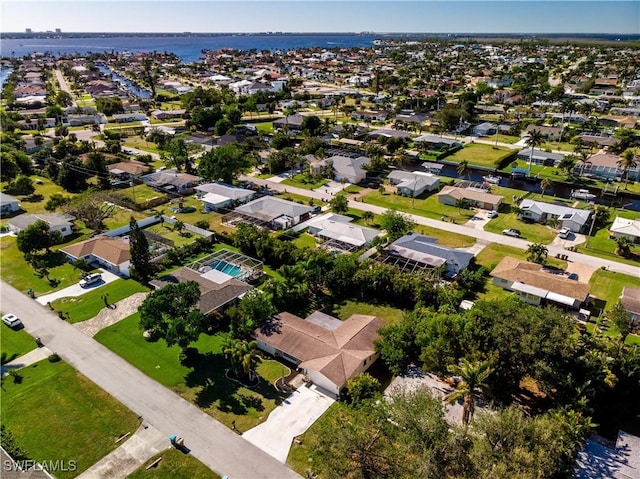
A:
[79,273,102,288]
[502,228,521,237]
[487,210,499,219]
[2,313,23,328]
[558,228,571,239]
[568,273,579,280]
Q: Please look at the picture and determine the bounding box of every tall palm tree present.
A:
[617,149,638,189]
[238,340,262,382]
[540,178,553,197]
[445,359,493,426]
[525,128,544,175]
[559,99,577,143]
[527,242,549,264]
[457,160,471,181]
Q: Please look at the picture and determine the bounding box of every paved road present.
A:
[0,281,301,479]
[242,175,640,277]
[54,68,76,108]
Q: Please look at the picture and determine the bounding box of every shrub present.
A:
[48,353,61,363]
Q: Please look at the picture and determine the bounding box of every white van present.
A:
[80,273,102,288]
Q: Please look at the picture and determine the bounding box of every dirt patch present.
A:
[74,292,148,337]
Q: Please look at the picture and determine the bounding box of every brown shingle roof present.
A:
[621,287,640,315]
[254,312,384,389]
[490,256,589,301]
[61,236,130,266]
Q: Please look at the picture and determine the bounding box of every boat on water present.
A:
[571,189,596,200]
[483,175,501,185]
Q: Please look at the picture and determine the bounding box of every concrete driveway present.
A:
[243,385,335,462]
[36,270,120,305]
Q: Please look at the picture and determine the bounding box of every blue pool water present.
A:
[210,260,241,278]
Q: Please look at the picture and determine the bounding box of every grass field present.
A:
[95,313,289,432]
[123,137,162,155]
[445,143,515,169]
[129,449,220,479]
[1,360,140,479]
[281,174,329,190]
[475,242,567,271]
[484,213,557,244]
[327,299,406,325]
[51,279,149,323]
[589,269,640,310]
[1,324,36,364]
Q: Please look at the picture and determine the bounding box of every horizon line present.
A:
[3,31,639,35]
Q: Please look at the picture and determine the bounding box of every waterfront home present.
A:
[386,233,474,275]
[254,311,384,398]
[609,216,640,243]
[437,186,503,211]
[7,213,74,238]
[519,199,590,232]
[577,152,640,181]
[413,134,462,151]
[0,193,21,215]
[61,236,131,277]
[387,170,441,197]
[490,257,590,310]
[195,182,256,211]
[516,148,565,167]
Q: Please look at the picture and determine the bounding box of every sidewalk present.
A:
[1,346,52,376]
[36,270,121,305]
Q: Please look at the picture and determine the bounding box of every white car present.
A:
[79,273,102,288]
[558,228,571,239]
[2,313,23,328]
[487,211,499,219]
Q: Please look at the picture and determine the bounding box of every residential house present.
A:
[272,114,305,132]
[142,169,202,194]
[573,430,640,479]
[351,110,389,122]
[620,288,640,324]
[368,129,413,140]
[254,311,384,397]
[330,155,370,184]
[386,233,474,275]
[387,170,441,197]
[111,113,148,123]
[516,149,566,167]
[523,124,562,141]
[194,183,256,211]
[22,136,54,154]
[0,193,21,215]
[61,236,131,277]
[609,216,640,243]
[519,199,591,232]
[107,160,151,180]
[421,161,446,175]
[577,133,617,148]
[414,134,462,151]
[305,213,381,249]
[7,213,74,237]
[151,109,186,120]
[150,266,251,315]
[233,196,314,230]
[437,186,503,211]
[472,122,497,137]
[490,256,590,309]
[578,152,640,181]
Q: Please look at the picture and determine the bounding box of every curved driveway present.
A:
[242,175,640,277]
[0,281,301,479]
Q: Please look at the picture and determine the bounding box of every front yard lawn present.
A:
[51,279,149,323]
[95,313,288,432]
[1,360,140,479]
[362,190,473,223]
[281,174,328,190]
[475,242,567,270]
[589,269,640,310]
[129,449,220,479]
[484,213,557,244]
[1,324,36,364]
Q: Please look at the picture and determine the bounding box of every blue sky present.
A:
[2,1,639,34]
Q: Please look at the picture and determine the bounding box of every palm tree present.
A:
[614,236,633,258]
[527,242,549,264]
[525,129,544,175]
[445,359,493,426]
[540,178,553,197]
[173,220,185,235]
[574,139,595,177]
[558,155,577,177]
[456,160,471,181]
[239,340,262,382]
[362,211,374,225]
[559,99,577,143]
[617,149,638,189]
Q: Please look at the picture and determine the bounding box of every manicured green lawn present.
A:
[414,224,476,248]
[0,236,86,295]
[1,323,36,364]
[291,232,317,249]
[328,299,406,325]
[589,269,640,310]
[362,190,474,223]
[0,176,73,221]
[277,192,325,208]
[95,313,288,432]
[118,184,169,207]
[475,243,567,271]
[1,360,139,479]
[282,175,328,190]
[577,212,640,267]
[51,279,149,323]
[445,143,515,169]
[145,223,200,247]
[484,213,557,244]
[129,448,220,479]
[123,137,161,155]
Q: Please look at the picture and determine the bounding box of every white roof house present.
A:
[519,199,591,232]
[305,213,381,248]
[610,216,640,243]
[387,170,441,197]
[0,193,20,214]
[234,196,314,230]
[7,213,74,237]
[195,183,256,211]
[329,155,370,184]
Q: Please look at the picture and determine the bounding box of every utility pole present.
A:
[585,210,597,249]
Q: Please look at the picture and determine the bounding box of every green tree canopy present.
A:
[380,209,415,242]
[16,220,63,255]
[129,217,153,283]
[198,143,254,184]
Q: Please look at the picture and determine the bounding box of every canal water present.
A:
[0,68,14,88]
[96,64,152,99]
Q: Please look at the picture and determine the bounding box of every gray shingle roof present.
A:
[387,233,474,269]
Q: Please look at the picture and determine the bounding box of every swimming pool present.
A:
[209,260,242,277]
